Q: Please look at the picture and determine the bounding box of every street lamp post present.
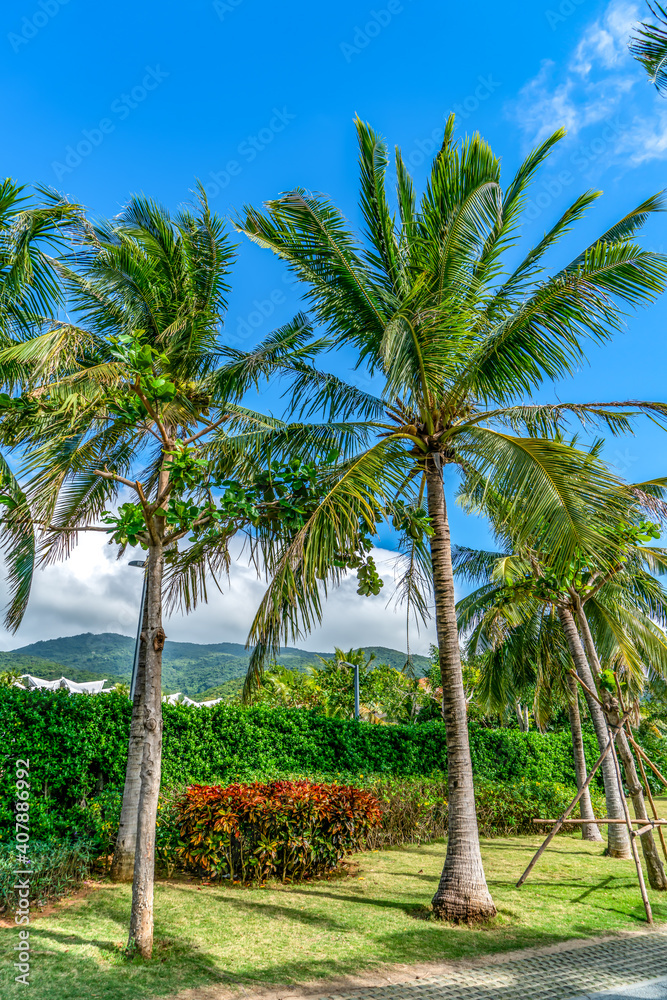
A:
[341,660,360,720]
[128,560,147,700]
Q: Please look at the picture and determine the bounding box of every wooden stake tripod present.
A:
[517,673,667,924]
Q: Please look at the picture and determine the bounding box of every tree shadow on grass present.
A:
[384,843,445,856]
[487,878,638,890]
[0,924,245,1000]
[387,871,441,883]
[283,885,428,916]
[487,877,667,925]
[203,892,353,931]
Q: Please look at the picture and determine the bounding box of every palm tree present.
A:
[235,116,667,920]
[455,564,603,843]
[630,3,667,92]
[454,501,667,888]
[0,190,357,957]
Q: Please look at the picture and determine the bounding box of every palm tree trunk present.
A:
[127,542,165,958]
[566,673,603,842]
[110,580,149,882]
[514,701,530,732]
[425,459,496,922]
[576,608,667,890]
[557,605,631,859]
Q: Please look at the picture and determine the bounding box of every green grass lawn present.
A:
[2,835,666,1000]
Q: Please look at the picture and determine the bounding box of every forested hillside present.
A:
[4,633,431,696]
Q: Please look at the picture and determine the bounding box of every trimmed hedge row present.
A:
[0,687,630,841]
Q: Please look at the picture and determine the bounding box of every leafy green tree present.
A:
[236,116,667,920]
[0,666,22,687]
[254,647,426,722]
[0,191,359,958]
[255,662,323,710]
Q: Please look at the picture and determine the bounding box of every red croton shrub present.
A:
[176,780,381,883]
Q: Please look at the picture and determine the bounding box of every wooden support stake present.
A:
[628,735,667,790]
[609,734,652,924]
[517,726,620,888]
[533,818,667,825]
[521,681,656,924]
[569,668,604,707]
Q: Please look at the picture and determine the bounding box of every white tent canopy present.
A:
[18,675,222,706]
[21,675,112,694]
[162,691,223,708]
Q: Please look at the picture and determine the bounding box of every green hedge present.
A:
[0,687,652,842]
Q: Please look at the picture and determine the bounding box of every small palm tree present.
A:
[630,3,667,92]
[236,117,667,920]
[454,488,667,888]
[457,580,603,842]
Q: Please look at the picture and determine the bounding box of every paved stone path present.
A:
[571,978,667,999]
[317,932,667,1000]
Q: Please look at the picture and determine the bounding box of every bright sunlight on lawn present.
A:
[2,836,665,1000]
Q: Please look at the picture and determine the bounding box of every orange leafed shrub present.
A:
[176,780,381,883]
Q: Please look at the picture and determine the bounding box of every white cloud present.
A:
[615,110,667,162]
[512,61,634,145]
[513,63,579,144]
[0,533,436,657]
[510,0,640,152]
[571,1,640,76]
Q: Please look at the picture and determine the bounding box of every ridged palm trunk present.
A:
[576,608,667,890]
[566,673,603,842]
[557,605,631,859]
[127,541,165,958]
[111,582,149,882]
[425,459,496,922]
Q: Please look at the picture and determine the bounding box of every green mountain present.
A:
[6,633,432,697]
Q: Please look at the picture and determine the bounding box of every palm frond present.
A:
[630,3,667,91]
[0,453,35,631]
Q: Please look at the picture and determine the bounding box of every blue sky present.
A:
[2,0,667,654]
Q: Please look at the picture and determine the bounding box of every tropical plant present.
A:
[0,190,364,957]
[630,3,667,92]
[254,648,426,722]
[456,553,602,843]
[455,477,667,888]
[176,780,382,883]
[255,662,323,711]
[235,115,667,920]
[0,666,22,688]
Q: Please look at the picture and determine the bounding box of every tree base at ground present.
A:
[431,882,497,923]
[110,850,135,883]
